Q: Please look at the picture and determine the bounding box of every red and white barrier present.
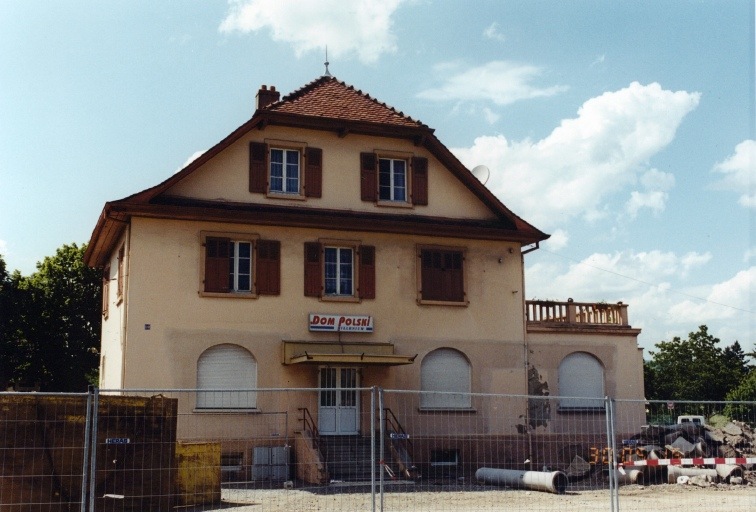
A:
[620,457,756,467]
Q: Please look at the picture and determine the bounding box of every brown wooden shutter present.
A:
[358,245,376,299]
[360,152,377,201]
[411,156,428,205]
[249,142,268,193]
[256,239,280,295]
[304,147,322,198]
[204,237,230,293]
[448,251,464,302]
[303,242,322,297]
[420,249,441,301]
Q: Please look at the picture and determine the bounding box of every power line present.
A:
[534,247,754,315]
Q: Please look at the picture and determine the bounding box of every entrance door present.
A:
[318,367,360,435]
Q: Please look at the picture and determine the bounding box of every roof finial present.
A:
[324,46,332,77]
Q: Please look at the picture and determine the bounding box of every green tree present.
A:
[644,325,749,401]
[723,370,756,421]
[1,245,101,391]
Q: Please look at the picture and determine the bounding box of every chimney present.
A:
[256,85,280,109]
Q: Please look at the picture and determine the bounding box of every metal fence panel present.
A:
[2,389,754,512]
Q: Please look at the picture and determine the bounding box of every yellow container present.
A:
[174,441,222,506]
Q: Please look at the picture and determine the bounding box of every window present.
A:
[418,246,466,304]
[102,266,110,318]
[304,241,375,300]
[361,152,428,206]
[379,158,407,201]
[202,234,280,296]
[249,142,322,198]
[558,352,605,411]
[324,247,353,296]
[420,348,471,409]
[116,245,125,301]
[270,148,300,194]
[196,344,257,409]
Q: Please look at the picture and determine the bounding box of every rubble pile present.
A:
[627,419,755,486]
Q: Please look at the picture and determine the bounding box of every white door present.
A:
[318,367,360,435]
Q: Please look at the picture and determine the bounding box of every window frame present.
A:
[323,246,354,297]
[116,245,125,304]
[416,244,468,306]
[304,239,375,302]
[378,156,408,203]
[557,352,606,412]
[102,265,111,318]
[361,150,428,208]
[269,147,301,196]
[199,231,280,299]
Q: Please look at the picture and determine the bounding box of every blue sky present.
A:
[1,0,754,355]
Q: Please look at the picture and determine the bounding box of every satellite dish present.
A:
[471,165,490,185]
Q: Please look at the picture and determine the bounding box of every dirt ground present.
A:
[216,483,755,512]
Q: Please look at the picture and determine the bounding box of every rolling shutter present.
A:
[304,242,322,297]
[256,239,280,295]
[197,344,257,409]
[304,147,323,198]
[411,156,428,205]
[360,152,377,201]
[249,142,268,193]
[358,245,376,299]
[420,348,471,409]
[558,352,605,410]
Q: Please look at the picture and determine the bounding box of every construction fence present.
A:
[0,389,754,511]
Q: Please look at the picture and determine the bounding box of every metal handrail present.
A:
[384,407,416,478]
[298,407,320,451]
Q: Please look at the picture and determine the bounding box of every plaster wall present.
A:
[166,126,495,220]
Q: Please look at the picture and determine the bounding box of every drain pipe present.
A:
[476,467,568,494]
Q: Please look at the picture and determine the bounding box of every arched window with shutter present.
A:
[558,352,605,411]
[196,344,257,409]
[420,348,471,409]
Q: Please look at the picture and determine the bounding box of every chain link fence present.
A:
[1,389,754,511]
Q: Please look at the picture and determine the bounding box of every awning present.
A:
[282,341,416,366]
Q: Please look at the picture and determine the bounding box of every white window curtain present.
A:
[420,348,471,409]
[196,344,257,409]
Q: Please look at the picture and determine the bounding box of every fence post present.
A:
[609,398,620,512]
[87,387,100,512]
[79,389,93,512]
[371,386,377,512]
[604,396,616,512]
[379,387,385,512]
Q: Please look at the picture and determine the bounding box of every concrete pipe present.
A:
[715,464,743,482]
[615,468,645,485]
[475,467,568,494]
[666,465,717,484]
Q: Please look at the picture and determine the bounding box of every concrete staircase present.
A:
[319,435,406,482]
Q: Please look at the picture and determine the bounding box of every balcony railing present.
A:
[525,299,629,327]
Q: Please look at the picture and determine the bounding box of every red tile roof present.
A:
[265,76,427,129]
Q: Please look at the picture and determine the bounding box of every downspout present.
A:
[520,242,539,469]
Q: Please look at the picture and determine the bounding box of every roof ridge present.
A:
[268,75,426,128]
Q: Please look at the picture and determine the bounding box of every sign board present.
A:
[105,438,131,445]
[309,314,374,333]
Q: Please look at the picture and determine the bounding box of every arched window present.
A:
[196,344,257,409]
[420,348,471,409]
[558,352,605,410]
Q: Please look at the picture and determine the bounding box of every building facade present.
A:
[85,75,644,477]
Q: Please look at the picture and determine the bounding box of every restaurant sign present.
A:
[309,314,374,333]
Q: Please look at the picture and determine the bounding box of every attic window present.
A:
[361,152,428,206]
[249,141,322,199]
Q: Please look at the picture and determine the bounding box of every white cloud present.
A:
[667,267,756,324]
[452,82,700,230]
[482,107,500,125]
[175,150,206,174]
[745,247,756,263]
[483,22,506,42]
[417,60,568,106]
[712,139,756,208]
[219,0,405,64]
[544,229,569,251]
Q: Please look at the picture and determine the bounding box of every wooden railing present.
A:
[525,299,629,326]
